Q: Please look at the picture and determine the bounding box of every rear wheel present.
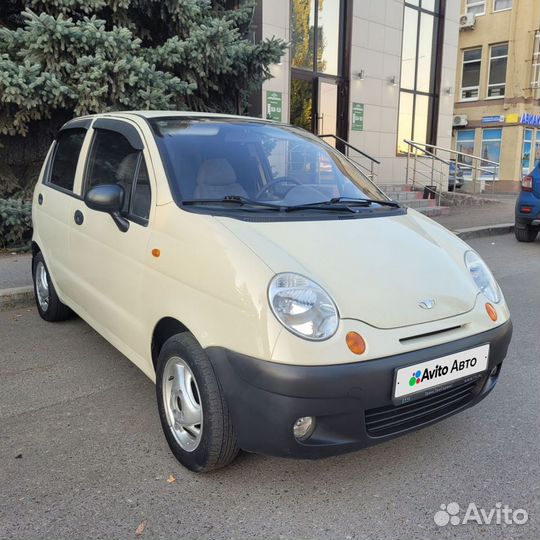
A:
[515,224,538,242]
[156,333,239,472]
[32,252,71,321]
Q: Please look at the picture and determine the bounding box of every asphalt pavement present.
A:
[0,234,538,540]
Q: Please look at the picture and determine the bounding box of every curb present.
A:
[455,223,514,240]
[0,286,34,311]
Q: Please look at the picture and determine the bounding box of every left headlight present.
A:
[268,273,339,341]
[464,250,500,304]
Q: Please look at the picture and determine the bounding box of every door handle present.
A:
[74,210,84,225]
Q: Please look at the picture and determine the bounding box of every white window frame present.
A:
[486,43,508,99]
[461,48,482,101]
[493,0,512,13]
[466,0,485,16]
[531,31,540,96]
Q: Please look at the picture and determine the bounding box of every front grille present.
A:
[365,378,482,437]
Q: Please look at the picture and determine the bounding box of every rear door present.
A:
[68,118,154,362]
[33,120,91,298]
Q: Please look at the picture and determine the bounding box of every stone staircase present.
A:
[378,184,449,217]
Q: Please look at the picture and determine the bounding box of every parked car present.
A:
[515,162,540,242]
[32,112,512,472]
[448,160,465,191]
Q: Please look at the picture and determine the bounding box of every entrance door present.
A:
[317,78,338,143]
[290,74,340,143]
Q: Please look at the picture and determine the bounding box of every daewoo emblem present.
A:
[418,299,436,310]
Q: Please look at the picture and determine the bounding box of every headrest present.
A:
[196,159,237,187]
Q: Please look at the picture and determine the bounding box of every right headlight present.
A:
[464,250,501,304]
[268,273,339,341]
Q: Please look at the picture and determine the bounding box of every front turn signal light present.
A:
[485,303,497,322]
[346,332,366,355]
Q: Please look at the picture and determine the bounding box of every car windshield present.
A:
[150,118,391,213]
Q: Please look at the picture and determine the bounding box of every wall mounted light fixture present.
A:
[444,86,453,96]
[357,69,365,80]
[388,75,398,86]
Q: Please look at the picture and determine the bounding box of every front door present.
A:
[68,119,154,367]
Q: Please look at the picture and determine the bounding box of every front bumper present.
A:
[207,320,512,459]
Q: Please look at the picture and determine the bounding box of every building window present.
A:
[481,128,502,180]
[461,48,482,100]
[493,0,512,12]
[397,1,444,153]
[466,0,485,16]
[291,0,341,76]
[487,43,508,98]
[523,129,533,175]
[456,129,475,179]
[531,31,540,96]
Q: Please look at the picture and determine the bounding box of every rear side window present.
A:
[48,129,86,191]
[85,129,151,223]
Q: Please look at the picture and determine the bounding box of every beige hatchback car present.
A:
[32,112,512,472]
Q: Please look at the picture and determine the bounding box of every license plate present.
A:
[393,344,490,400]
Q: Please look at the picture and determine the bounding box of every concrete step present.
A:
[378,183,412,193]
[414,206,450,217]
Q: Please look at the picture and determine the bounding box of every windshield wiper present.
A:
[285,197,400,212]
[182,196,285,211]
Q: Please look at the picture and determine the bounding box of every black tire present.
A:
[32,252,72,322]
[156,333,239,472]
[514,225,538,243]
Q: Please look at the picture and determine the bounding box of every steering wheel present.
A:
[256,177,301,199]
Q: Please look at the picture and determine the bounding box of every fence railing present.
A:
[403,140,500,206]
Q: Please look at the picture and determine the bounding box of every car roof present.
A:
[111,111,267,123]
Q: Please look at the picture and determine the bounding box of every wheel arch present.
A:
[151,317,192,370]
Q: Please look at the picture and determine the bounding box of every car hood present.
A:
[216,210,479,329]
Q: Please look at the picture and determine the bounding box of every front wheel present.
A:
[156,333,239,472]
[515,224,538,242]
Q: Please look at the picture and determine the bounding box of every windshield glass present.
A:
[150,118,388,210]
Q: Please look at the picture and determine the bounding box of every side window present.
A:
[48,129,86,191]
[85,129,151,223]
[131,160,151,221]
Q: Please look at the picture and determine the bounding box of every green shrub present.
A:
[0,198,32,249]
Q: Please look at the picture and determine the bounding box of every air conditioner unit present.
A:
[459,13,476,30]
[453,114,469,127]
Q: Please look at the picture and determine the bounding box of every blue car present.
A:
[515,162,540,242]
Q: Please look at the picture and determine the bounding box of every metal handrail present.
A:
[319,134,381,164]
[404,140,497,177]
[319,133,381,186]
[404,140,499,166]
[403,139,500,203]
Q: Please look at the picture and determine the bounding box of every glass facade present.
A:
[480,128,502,180]
[290,0,346,139]
[291,0,341,74]
[522,129,533,175]
[397,0,443,153]
[456,130,475,179]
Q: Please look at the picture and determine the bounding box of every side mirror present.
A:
[84,184,130,232]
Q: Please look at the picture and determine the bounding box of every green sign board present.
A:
[352,103,364,131]
[266,91,283,122]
